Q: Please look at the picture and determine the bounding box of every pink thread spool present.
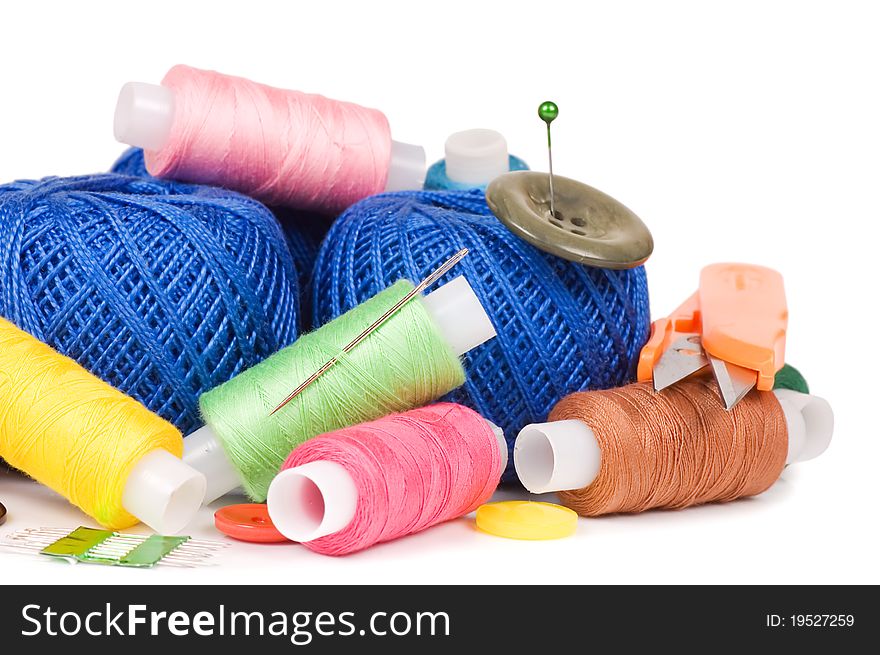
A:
[113,65,426,214]
[266,403,507,556]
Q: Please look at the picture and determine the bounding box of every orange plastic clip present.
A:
[637,292,701,383]
[698,263,787,391]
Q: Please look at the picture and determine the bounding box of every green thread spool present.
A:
[187,276,496,501]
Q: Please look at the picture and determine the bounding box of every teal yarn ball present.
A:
[0,173,299,435]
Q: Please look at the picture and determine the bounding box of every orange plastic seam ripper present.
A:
[637,263,788,409]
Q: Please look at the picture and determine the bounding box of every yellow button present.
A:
[475,501,578,540]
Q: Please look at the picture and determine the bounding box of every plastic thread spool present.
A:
[114,67,427,213]
[184,275,496,503]
[514,389,833,495]
[424,129,529,191]
[486,171,654,269]
[121,450,207,534]
[266,404,507,554]
[0,317,206,533]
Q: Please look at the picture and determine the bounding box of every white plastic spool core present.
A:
[183,425,243,504]
[267,461,358,543]
[421,275,496,356]
[114,82,175,151]
[774,389,834,464]
[114,81,426,191]
[121,449,207,534]
[515,420,602,494]
[485,420,508,473]
[385,141,427,191]
[183,276,496,503]
[268,418,505,543]
[514,390,835,494]
[444,129,509,185]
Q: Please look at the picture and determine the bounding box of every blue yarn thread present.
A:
[112,148,329,331]
[424,154,530,191]
[0,173,299,435]
[109,146,150,177]
[312,188,651,481]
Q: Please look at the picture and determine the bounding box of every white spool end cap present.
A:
[182,425,243,504]
[422,276,496,357]
[267,460,358,543]
[774,390,834,464]
[114,82,175,151]
[514,420,602,494]
[122,449,207,534]
[385,140,427,191]
[485,419,508,474]
[444,129,510,185]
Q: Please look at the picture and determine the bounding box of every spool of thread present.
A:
[0,173,299,436]
[113,65,427,214]
[110,147,330,331]
[0,317,206,532]
[514,378,834,516]
[312,188,650,480]
[185,275,496,503]
[424,129,529,191]
[267,403,506,555]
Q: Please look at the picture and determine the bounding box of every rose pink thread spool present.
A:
[113,65,426,214]
[266,403,506,556]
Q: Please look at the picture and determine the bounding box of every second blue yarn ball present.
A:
[312,188,651,481]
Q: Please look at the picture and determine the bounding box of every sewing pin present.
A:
[269,248,470,416]
[538,101,559,218]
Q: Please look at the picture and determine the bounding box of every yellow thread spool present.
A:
[0,317,200,530]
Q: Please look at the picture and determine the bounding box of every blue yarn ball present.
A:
[110,146,150,177]
[270,207,331,327]
[111,147,329,330]
[424,154,530,191]
[312,189,651,481]
[0,173,299,435]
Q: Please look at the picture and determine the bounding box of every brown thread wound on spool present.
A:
[548,378,788,517]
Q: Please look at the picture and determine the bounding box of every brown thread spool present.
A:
[515,378,832,517]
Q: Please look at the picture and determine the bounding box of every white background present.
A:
[0,0,876,584]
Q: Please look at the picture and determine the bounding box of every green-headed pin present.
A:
[538,101,559,217]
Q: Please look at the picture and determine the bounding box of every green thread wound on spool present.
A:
[199,280,466,500]
[773,364,809,394]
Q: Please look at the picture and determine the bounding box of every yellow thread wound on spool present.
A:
[0,318,182,529]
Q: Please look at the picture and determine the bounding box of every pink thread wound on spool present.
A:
[144,65,392,214]
[279,403,503,556]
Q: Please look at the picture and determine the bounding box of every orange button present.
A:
[214,503,289,543]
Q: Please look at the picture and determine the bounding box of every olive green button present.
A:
[485,171,654,269]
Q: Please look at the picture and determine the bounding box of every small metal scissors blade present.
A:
[652,333,709,392]
[709,356,757,410]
